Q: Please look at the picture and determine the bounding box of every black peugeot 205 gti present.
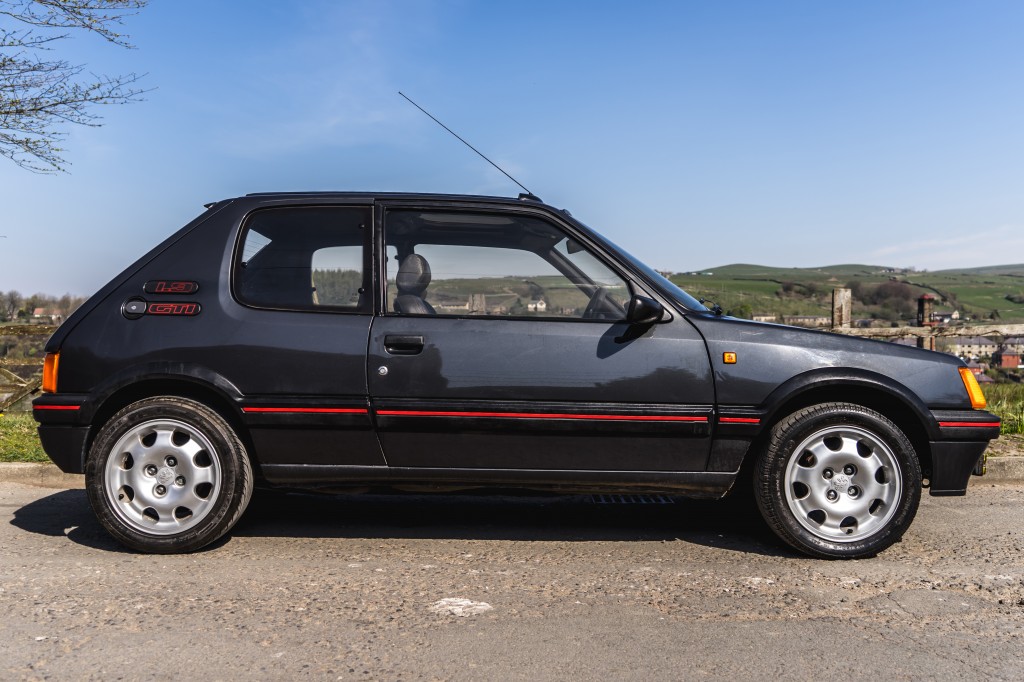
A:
[33,192,1000,558]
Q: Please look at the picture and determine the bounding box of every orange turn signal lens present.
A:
[42,352,59,393]
[958,367,987,410]
[723,352,737,364]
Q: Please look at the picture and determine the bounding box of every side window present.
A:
[311,246,363,306]
[234,206,370,312]
[384,210,630,320]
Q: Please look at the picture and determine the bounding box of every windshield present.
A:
[567,219,708,312]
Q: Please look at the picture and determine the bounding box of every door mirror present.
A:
[625,295,666,325]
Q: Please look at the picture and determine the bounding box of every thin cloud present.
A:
[870,224,1024,269]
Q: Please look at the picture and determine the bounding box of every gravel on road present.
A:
[1,482,1022,680]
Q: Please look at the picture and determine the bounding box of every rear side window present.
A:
[234,206,370,312]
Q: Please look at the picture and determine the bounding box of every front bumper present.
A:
[928,409,1001,496]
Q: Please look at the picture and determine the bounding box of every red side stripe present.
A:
[375,409,708,422]
[938,421,1001,428]
[719,417,760,424]
[242,407,368,414]
[33,405,80,411]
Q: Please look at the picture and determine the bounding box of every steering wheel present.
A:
[582,287,611,320]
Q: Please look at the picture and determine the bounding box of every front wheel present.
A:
[755,403,921,559]
[85,397,253,553]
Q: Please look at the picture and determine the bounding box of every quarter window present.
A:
[234,206,370,312]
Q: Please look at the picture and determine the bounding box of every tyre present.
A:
[755,402,921,559]
[85,396,254,553]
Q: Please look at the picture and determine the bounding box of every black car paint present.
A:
[34,193,998,498]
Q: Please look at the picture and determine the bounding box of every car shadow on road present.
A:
[234,488,797,557]
[9,489,132,553]
[10,488,797,558]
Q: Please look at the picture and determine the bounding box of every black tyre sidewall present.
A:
[756,403,922,559]
[85,397,252,553]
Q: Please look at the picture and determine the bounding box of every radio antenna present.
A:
[398,91,538,199]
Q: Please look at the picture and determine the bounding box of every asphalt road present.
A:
[1,481,1022,681]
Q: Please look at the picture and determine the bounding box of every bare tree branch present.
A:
[0,0,148,173]
[0,0,145,47]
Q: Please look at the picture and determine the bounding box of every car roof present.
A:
[238,191,546,207]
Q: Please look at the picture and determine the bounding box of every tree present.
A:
[845,280,864,302]
[2,289,20,320]
[55,291,84,317]
[1,0,148,173]
[869,281,914,305]
[729,302,753,320]
[22,291,46,316]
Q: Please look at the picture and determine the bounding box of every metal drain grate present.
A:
[588,494,676,505]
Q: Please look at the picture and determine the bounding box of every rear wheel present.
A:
[755,402,921,559]
[86,397,253,553]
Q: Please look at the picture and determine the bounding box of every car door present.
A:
[227,203,384,467]
[367,204,714,472]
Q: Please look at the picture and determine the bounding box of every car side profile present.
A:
[33,192,1000,558]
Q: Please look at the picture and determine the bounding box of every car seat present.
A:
[394,254,436,314]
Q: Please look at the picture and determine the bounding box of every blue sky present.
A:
[2,0,1024,295]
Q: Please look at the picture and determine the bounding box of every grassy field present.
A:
[984,383,1024,435]
[0,412,48,462]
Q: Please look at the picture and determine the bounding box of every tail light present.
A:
[42,352,60,393]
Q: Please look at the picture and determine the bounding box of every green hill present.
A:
[671,263,1024,323]
[934,264,1024,277]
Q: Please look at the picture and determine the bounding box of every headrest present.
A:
[396,254,431,295]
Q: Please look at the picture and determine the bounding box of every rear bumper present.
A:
[37,425,89,473]
[927,409,1000,496]
[33,394,90,474]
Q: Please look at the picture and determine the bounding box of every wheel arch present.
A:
[82,369,258,477]
[755,369,936,483]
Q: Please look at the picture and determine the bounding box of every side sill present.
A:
[261,464,736,498]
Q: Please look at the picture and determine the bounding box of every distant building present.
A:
[942,335,998,359]
[917,295,936,327]
[526,298,547,313]
[992,349,1022,369]
[752,313,778,323]
[1003,336,1024,353]
[31,308,62,324]
[965,361,987,376]
[783,315,830,328]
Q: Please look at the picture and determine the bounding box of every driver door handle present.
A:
[383,335,424,355]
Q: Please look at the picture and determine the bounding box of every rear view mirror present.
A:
[626,295,666,325]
